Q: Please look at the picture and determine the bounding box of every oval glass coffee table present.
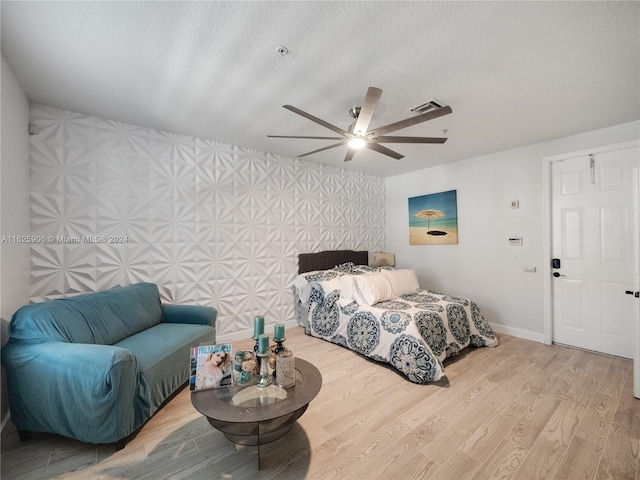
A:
[191,358,322,468]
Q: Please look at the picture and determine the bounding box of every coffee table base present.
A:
[206,404,308,446]
[191,358,322,470]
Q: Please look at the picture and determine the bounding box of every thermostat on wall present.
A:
[509,237,523,246]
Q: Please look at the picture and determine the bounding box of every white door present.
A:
[551,146,638,358]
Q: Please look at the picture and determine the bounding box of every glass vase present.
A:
[276,348,296,388]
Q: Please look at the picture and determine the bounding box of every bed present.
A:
[294,250,498,384]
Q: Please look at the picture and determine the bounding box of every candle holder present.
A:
[273,337,286,355]
[252,336,261,369]
[256,352,271,388]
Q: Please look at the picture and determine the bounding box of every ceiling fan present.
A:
[267,87,452,162]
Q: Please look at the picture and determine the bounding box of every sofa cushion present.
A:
[8,283,163,345]
[115,322,214,419]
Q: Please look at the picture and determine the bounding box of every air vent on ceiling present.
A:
[409,98,447,113]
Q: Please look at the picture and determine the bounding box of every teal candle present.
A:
[258,334,269,354]
[274,323,285,341]
[254,315,264,337]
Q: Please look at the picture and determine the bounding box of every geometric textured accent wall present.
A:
[29,104,385,339]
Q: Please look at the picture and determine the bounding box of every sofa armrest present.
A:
[161,304,217,328]
[2,341,138,444]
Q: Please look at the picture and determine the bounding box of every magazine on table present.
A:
[192,343,233,391]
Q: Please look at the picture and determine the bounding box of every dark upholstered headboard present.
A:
[298,250,369,274]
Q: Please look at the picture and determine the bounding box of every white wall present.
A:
[27,104,385,342]
[386,120,640,342]
[1,56,31,426]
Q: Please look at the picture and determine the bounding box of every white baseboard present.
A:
[491,323,546,344]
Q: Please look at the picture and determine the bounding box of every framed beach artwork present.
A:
[408,189,458,245]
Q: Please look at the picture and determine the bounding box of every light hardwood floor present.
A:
[2,327,640,480]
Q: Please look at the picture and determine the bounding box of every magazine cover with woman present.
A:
[191,344,233,390]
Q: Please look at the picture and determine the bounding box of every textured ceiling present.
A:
[2,1,639,177]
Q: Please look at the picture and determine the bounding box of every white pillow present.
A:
[293,270,338,303]
[293,273,314,303]
[382,269,420,297]
[338,275,357,304]
[354,273,395,306]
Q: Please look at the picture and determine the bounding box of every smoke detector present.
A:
[408,98,447,113]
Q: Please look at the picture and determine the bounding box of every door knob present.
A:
[626,290,640,297]
[553,272,566,278]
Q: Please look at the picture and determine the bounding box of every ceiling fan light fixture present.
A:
[348,136,367,149]
[268,87,452,161]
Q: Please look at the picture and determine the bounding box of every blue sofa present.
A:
[1,282,216,447]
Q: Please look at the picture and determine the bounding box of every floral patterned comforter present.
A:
[295,265,499,384]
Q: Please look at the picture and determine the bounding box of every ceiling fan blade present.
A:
[296,142,345,158]
[344,148,357,162]
[267,135,343,140]
[365,142,404,160]
[369,106,453,137]
[352,87,382,135]
[375,136,447,144]
[283,105,349,136]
